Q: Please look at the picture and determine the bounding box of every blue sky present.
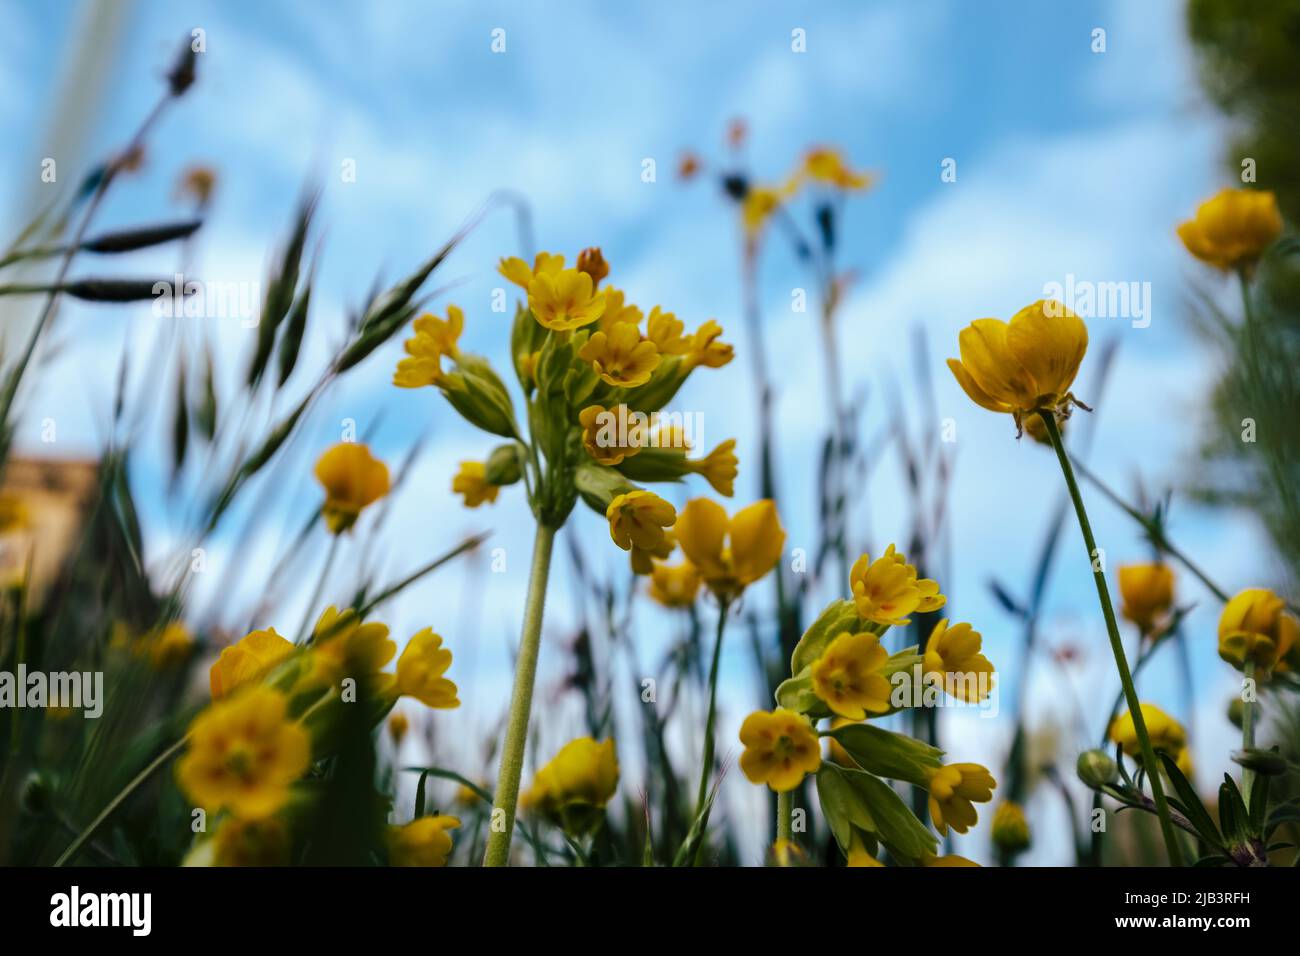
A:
[1,0,1273,863]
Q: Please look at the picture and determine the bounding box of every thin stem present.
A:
[693,599,731,814]
[295,533,340,643]
[482,521,556,867]
[1241,660,1256,804]
[776,790,793,844]
[54,735,189,866]
[1040,411,1183,866]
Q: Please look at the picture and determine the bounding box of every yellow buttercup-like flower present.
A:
[683,319,734,371]
[396,629,460,709]
[1118,562,1175,636]
[1177,188,1282,272]
[686,439,738,497]
[176,687,311,820]
[1109,703,1189,774]
[647,560,701,608]
[606,490,676,554]
[521,737,620,836]
[849,544,945,627]
[596,286,644,332]
[386,815,460,867]
[991,801,1031,854]
[675,497,785,600]
[528,267,607,331]
[646,307,690,355]
[578,321,661,387]
[313,442,390,534]
[210,627,295,698]
[579,404,647,466]
[739,709,821,792]
[947,299,1089,426]
[925,763,996,836]
[451,460,498,508]
[498,251,564,291]
[923,619,995,702]
[1218,587,1297,673]
[393,307,465,389]
[797,146,873,191]
[810,631,892,720]
[309,606,397,687]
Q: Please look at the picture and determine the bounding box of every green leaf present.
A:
[1157,751,1223,850]
[815,764,872,853]
[817,763,937,863]
[1218,774,1251,846]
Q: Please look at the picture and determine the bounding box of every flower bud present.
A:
[19,771,50,816]
[1227,696,1244,729]
[1231,747,1287,777]
[1077,749,1119,789]
[576,247,609,287]
[991,801,1031,854]
[484,443,524,486]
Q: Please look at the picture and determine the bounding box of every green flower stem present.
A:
[483,521,556,867]
[693,599,731,816]
[1241,660,1257,804]
[294,533,340,643]
[776,790,793,844]
[1040,410,1184,867]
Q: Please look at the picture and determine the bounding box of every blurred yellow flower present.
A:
[1109,703,1189,773]
[772,837,806,867]
[922,853,980,867]
[313,442,390,534]
[606,490,676,554]
[387,815,460,867]
[811,631,891,719]
[925,763,996,836]
[498,251,564,290]
[387,710,409,745]
[647,560,701,608]
[596,286,643,332]
[797,146,873,191]
[576,246,609,286]
[185,817,291,867]
[686,439,738,497]
[683,319,734,371]
[451,460,498,508]
[646,307,690,355]
[521,737,620,836]
[738,708,821,792]
[991,801,1031,854]
[675,497,785,600]
[396,629,460,709]
[742,185,784,236]
[148,622,195,668]
[210,627,295,698]
[923,619,995,702]
[310,606,396,687]
[1218,587,1297,673]
[947,300,1088,425]
[578,321,661,386]
[630,529,675,576]
[849,544,945,627]
[846,833,884,867]
[177,687,310,820]
[1118,562,1175,636]
[1177,188,1282,272]
[579,404,647,466]
[528,267,607,331]
[393,309,464,389]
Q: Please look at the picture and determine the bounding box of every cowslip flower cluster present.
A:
[177,607,462,866]
[738,546,997,865]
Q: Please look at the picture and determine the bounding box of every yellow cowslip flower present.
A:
[606,490,676,555]
[578,321,661,387]
[396,628,460,709]
[991,801,1031,854]
[921,853,980,867]
[518,348,541,385]
[630,528,674,576]
[683,319,734,371]
[1118,562,1175,636]
[742,185,784,237]
[923,619,995,703]
[925,763,996,836]
[521,737,619,836]
[176,687,310,820]
[1177,188,1282,272]
[947,299,1089,429]
[825,717,858,766]
[1218,587,1298,673]
[596,286,643,332]
[309,606,397,689]
[1108,702,1189,774]
[210,818,289,867]
[652,421,692,450]
[646,307,690,355]
[528,267,607,331]
[210,627,295,698]
[148,622,195,668]
[451,460,498,508]
[674,497,785,600]
[686,439,738,497]
[648,560,701,608]
[849,544,945,627]
[313,442,390,534]
[797,146,873,191]
[772,838,807,867]
[386,815,460,867]
[738,708,821,792]
[498,251,565,291]
[393,307,464,389]
[847,832,884,867]
[576,246,609,286]
[810,631,892,719]
[387,710,409,745]
[579,404,647,466]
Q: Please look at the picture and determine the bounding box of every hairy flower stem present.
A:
[1241,661,1257,804]
[1040,411,1184,866]
[483,522,556,867]
[776,790,793,844]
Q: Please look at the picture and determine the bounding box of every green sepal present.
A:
[824,722,943,786]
